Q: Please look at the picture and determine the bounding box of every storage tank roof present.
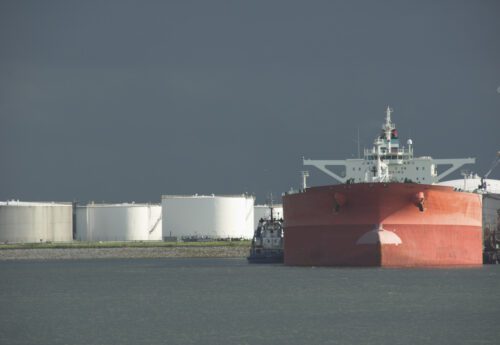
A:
[0,200,72,207]
[437,178,500,194]
[77,203,160,208]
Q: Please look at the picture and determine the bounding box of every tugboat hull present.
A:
[247,253,284,264]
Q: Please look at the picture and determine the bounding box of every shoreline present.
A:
[0,245,249,261]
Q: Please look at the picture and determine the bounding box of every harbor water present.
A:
[1,258,499,345]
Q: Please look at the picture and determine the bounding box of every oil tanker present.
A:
[283,107,483,267]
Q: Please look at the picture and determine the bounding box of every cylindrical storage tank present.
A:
[437,178,500,193]
[162,195,255,239]
[438,179,500,243]
[0,201,73,243]
[254,204,284,227]
[76,203,162,241]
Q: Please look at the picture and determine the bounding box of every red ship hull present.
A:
[283,183,482,267]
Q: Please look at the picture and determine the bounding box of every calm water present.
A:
[1,258,499,345]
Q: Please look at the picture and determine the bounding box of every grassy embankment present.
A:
[0,240,251,250]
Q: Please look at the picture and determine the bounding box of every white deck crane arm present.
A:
[303,159,347,183]
[433,158,475,182]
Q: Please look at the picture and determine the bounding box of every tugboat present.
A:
[247,206,284,263]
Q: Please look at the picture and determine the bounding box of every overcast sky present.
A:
[1,0,499,203]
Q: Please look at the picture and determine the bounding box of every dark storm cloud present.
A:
[1,0,499,203]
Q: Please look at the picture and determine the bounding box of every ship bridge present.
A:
[303,106,475,185]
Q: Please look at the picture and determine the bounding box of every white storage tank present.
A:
[162,195,255,239]
[438,177,500,194]
[254,204,284,228]
[438,178,500,242]
[76,203,162,241]
[0,201,73,243]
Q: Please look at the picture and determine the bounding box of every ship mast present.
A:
[301,171,309,190]
[383,106,394,153]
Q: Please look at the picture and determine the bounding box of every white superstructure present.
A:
[162,195,254,239]
[304,106,475,184]
[254,204,283,227]
[0,201,73,243]
[76,203,162,241]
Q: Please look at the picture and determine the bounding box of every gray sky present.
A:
[1,0,499,203]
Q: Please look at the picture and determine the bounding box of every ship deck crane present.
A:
[484,151,500,179]
[479,151,500,191]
